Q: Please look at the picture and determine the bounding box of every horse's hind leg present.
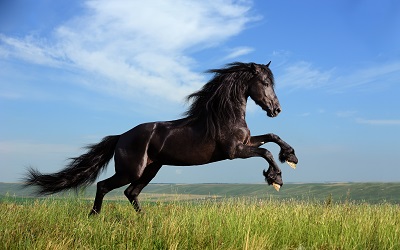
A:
[89,174,129,216]
[124,162,162,212]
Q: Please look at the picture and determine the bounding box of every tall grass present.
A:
[1,196,399,249]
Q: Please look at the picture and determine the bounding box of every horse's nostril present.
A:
[276,108,281,114]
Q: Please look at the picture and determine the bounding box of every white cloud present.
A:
[0,34,66,67]
[0,0,256,103]
[329,61,400,93]
[276,59,400,94]
[356,118,400,125]
[298,112,311,117]
[277,61,333,89]
[336,111,400,126]
[336,110,357,118]
[222,46,254,60]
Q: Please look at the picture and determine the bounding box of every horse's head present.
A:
[248,62,281,117]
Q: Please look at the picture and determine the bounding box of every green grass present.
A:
[1,196,399,249]
[1,182,399,249]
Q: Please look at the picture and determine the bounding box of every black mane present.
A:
[184,62,270,139]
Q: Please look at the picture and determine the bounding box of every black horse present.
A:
[24,61,298,215]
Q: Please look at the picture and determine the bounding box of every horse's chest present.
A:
[235,127,251,145]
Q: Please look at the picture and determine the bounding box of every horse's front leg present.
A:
[231,143,283,190]
[249,133,298,169]
[263,166,283,191]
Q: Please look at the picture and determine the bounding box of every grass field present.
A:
[1,183,399,249]
[1,196,399,249]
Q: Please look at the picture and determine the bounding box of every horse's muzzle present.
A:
[273,107,281,116]
[267,107,281,117]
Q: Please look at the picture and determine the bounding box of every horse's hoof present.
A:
[286,161,297,169]
[272,182,281,191]
[88,210,99,217]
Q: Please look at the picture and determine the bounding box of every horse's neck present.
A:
[229,96,248,123]
[238,96,248,120]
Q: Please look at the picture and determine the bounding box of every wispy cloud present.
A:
[222,46,254,61]
[298,112,311,117]
[336,110,357,118]
[0,0,257,103]
[276,59,400,93]
[0,35,68,67]
[329,61,400,93]
[356,118,400,125]
[335,111,400,126]
[277,61,333,89]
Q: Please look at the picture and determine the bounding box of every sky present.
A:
[1,0,400,184]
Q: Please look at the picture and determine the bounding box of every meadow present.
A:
[1,183,399,249]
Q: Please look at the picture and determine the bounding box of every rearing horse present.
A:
[24,61,298,215]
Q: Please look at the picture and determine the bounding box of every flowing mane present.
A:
[184,62,268,139]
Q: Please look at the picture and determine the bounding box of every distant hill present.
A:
[1,182,399,204]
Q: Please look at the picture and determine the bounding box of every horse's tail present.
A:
[23,135,121,195]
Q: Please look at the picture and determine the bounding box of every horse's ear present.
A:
[266,61,271,67]
[251,63,259,74]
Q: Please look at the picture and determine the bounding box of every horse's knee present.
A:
[264,150,274,161]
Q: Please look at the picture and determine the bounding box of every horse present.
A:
[24,61,298,215]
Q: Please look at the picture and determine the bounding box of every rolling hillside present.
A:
[1,182,399,204]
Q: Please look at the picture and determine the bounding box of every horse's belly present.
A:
[154,141,224,166]
[148,132,223,166]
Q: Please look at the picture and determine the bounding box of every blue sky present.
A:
[1,0,399,184]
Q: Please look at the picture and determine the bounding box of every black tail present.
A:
[23,135,121,195]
